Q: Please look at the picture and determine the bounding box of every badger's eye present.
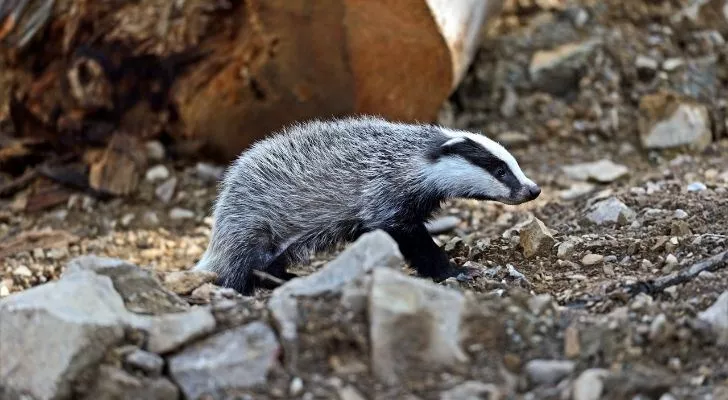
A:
[495,167,506,178]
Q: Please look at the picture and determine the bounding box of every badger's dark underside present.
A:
[244,222,478,294]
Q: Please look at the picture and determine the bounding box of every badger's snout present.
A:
[525,184,541,200]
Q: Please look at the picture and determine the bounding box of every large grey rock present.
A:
[168,322,280,399]
[0,271,128,400]
[268,230,403,364]
[137,307,217,354]
[698,291,728,346]
[562,159,629,183]
[64,255,189,314]
[81,365,179,400]
[585,197,636,226]
[638,91,712,151]
[369,267,469,384]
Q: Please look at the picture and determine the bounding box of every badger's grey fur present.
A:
[195,116,541,294]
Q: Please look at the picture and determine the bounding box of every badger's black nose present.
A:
[528,185,541,199]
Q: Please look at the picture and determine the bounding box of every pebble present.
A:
[528,294,553,316]
[673,209,689,219]
[145,141,166,161]
[0,283,10,297]
[13,265,32,277]
[687,182,707,192]
[557,241,576,260]
[155,177,178,204]
[562,159,629,183]
[698,271,716,279]
[697,291,728,345]
[195,163,225,182]
[525,359,575,386]
[289,377,304,396]
[665,254,678,267]
[581,254,604,266]
[145,165,170,182]
[572,369,608,400]
[169,208,195,220]
[519,217,556,259]
[143,211,160,226]
[125,349,165,377]
[120,213,136,227]
[586,197,636,226]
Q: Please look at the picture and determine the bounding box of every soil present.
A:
[1,0,728,399]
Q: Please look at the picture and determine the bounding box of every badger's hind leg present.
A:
[385,223,481,282]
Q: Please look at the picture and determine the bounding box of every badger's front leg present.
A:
[386,223,480,281]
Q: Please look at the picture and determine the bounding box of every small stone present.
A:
[142,307,217,354]
[528,294,553,316]
[662,58,684,71]
[698,271,716,280]
[560,182,595,201]
[585,197,636,226]
[46,247,69,260]
[573,369,609,400]
[564,325,581,358]
[562,159,629,183]
[557,241,576,260]
[649,314,669,342]
[168,322,280,400]
[638,92,712,151]
[84,365,178,400]
[440,381,501,400]
[635,55,659,71]
[13,265,32,277]
[0,283,10,297]
[670,220,692,237]
[581,254,604,266]
[496,131,529,146]
[155,177,178,204]
[145,165,170,182]
[673,209,689,220]
[120,213,136,227]
[697,291,728,345]
[143,211,160,226]
[289,377,304,396]
[529,39,601,93]
[425,216,461,234]
[195,162,225,182]
[338,385,367,400]
[163,270,218,295]
[32,248,45,259]
[641,259,653,269]
[519,217,556,258]
[145,141,166,162]
[125,349,165,377]
[687,182,707,192]
[665,254,678,267]
[169,208,195,220]
[525,359,575,386]
[664,286,679,299]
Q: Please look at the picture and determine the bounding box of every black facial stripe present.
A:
[438,138,521,195]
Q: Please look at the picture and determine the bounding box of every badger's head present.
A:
[423,129,541,205]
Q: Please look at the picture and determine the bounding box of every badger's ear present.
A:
[428,136,468,161]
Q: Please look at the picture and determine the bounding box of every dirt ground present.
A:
[1,0,728,399]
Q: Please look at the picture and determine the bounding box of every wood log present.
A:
[0,0,504,164]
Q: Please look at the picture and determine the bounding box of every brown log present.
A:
[0,0,504,164]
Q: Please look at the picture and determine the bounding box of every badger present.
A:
[194,116,541,294]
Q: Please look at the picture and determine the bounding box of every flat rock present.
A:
[638,91,712,151]
[138,307,217,354]
[562,159,629,183]
[529,38,601,94]
[581,253,604,266]
[369,267,469,384]
[698,291,728,345]
[268,230,403,365]
[525,359,575,386]
[0,271,128,400]
[82,365,179,400]
[65,255,189,314]
[585,197,636,226]
[162,270,218,295]
[168,321,280,399]
[519,217,556,258]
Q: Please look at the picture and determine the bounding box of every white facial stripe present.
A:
[442,137,467,147]
[422,156,511,200]
[441,128,534,187]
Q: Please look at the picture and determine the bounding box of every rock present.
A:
[162,270,218,295]
[120,213,136,227]
[519,217,556,258]
[497,131,529,146]
[635,55,659,71]
[673,209,689,219]
[143,211,160,226]
[562,159,629,183]
[670,220,692,236]
[168,322,280,399]
[12,265,32,277]
[581,254,604,266]
[155,177,177,204]
[585,197,636,226]
[425,215,461,234]
[64,255,189,314]
[665,254,678,267]
[124,349,165,377]
[82,365,179,400]
[528,294,554,316]
[0,271,128,400]
[169,208,196,220]
[369,267,468,384]
[663,58,684,71]
[145,165,170,182]
[268,230,403,365]
[139,307,216,354]
[338,385,367,400]
[289,377,304,396]
[564,325,581,358]
[525,359,575,386]
[440,381,501,400]
[557,240,577,260]
[572,369,609,400]
[687,182,708,192]
[195,162,225,182]
[560,182,595,201]
[649,314,670,342]
[638,91,712,151]
[697,291,728,345]
[529,39,601,94]
[145,141,166,162]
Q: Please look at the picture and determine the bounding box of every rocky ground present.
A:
[2,0,728,399]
